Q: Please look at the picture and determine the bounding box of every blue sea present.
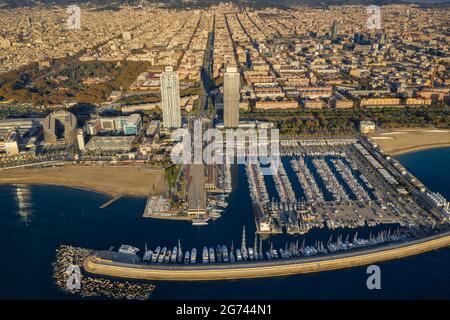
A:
[0,147,449,299]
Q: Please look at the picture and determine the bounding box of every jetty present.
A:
[99,195,123,209]
[83,231,450,281]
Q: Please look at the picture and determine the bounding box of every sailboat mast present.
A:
[259,237,263,256]
[241,225,247,251]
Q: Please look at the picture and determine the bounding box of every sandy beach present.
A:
[0,166,168,197]
[369,128,450,155]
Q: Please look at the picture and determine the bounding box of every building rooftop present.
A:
[85,136,135,151]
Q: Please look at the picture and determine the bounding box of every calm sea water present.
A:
[0,147,449,300]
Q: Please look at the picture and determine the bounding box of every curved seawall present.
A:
[83,231,450,281]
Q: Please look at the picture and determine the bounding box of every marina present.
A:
[312,158,350,202]
[246,137,449,236]
[83,230,450,281]
[291,157,324,202]
[101,225,413,267]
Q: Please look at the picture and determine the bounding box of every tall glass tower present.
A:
[223,66,240,127]
[160,66,182,129]
[330,20,338,41]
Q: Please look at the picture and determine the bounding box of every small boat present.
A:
[230,242,235,263]
[248,247,254,260]
[192,208,208,226]
[236,249,243,262]
[164,250,171,263]
[216,245,222,263]
[157,247,167,263]
[190,248,197,264]
[143,242,153,261]
[209,247,215,263]
[230,250,235,263]
[143,243,152,262]
[143,250,152,262]
[118,244,139,255]
[202,247,209,264]
[272,249,279,259]
[242,247,248,261]
[184,250,190,264]
[151,246,160,263]
[192,218,209,226]
[171,246,178,263]
[209,210,222,219]
[222,245,229,262]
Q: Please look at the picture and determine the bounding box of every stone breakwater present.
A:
[83,232,450,281]
[53,245,155,299]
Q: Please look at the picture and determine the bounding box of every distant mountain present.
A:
[1,0,449,9]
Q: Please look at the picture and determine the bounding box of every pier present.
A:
[247,137,444,235]
[99,195,123,209]
[291,157,324,202]
[312,158,350,202]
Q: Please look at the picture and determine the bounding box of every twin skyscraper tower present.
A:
[160,65,240,129]
[223,66,240,128]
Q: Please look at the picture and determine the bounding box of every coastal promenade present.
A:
[83,231,450,281]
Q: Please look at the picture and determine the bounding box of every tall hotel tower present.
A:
[160,66,181,129]
[223,66,240,127]
[330,20,338,41]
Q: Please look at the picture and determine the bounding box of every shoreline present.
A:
[384,143,450,156]
[0,166,168,198]
[0,180,148,199]
[3,182,114,198]
[0,142,448,198]
[83,231,450,281]
[369,128,450,156]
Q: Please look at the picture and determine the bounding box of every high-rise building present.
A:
[223,66,240,127]
[160,66,181,129]
[77,129,85,151]
[43,111,77,145]
[330,20,338,41]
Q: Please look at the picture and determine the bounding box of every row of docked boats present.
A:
[140,227,409,265]
[312,158,350,202]
[207,194,228,220]
[290,157,324,202]
[270,159,296,204]
[332,158,371,202]
[143,244,234,264]
[192,194,230,226]
[246,162,270,205]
